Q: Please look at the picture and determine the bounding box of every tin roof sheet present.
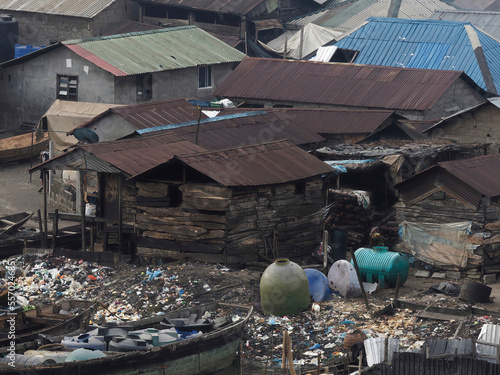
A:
[108,98,207,130]
[218,107,395,134]
[286,0,455,33]
[396,152,500,208]
[446,0,497,11]
[214,57,467,111]
[138,110,327,149]
[138,0,265,16]
[429,10,500,40]
[63,26,245,76]
[0,0,117,18]
[104,21,165,36]
[81,133,206,176]
[437,153,500,200]
[334,17,500,92]
[174,140,334,186]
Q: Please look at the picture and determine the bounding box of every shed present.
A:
[394,153,500,271]
[31,138,334,263]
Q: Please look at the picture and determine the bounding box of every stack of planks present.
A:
[325,189,373,252]
[135,179,327,263]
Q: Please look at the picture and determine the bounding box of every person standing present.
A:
[38,145,50,193]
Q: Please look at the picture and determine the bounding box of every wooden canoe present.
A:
[0,211,33,237]
[0,132,49,164]
[0,301,253,375]
[0,300,96,349]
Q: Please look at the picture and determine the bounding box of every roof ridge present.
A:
[63,25,197,45]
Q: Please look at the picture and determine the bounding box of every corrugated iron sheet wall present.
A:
[381,352,500,375]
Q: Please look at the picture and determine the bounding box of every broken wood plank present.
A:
[416,310,466,322]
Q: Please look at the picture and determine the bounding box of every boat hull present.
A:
[0,133,49,164]
[0,302,252,375]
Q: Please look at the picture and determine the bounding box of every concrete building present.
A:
[0,26,245,131]
[0,0,139,45]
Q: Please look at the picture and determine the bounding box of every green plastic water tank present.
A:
[260,258,310,316]
[352,247,409,288]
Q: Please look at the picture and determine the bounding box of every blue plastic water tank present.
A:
[61,333,106,351]
[108,336,153,352]
[304,268,332,302]
[352,246,409,288]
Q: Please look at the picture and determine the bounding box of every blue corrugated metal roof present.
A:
[334,17,500,93]
[136,111,267,134]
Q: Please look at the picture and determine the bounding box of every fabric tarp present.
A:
[400,221,478,269]
[36,100,122,151]
[260,23,342,59]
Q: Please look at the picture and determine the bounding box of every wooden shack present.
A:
[394,153,500,272]
[132,140,334,263]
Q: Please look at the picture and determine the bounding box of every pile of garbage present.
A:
[243,295,495,370]
[0,254,257,324]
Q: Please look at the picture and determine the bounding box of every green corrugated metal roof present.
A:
[63,26,245,76]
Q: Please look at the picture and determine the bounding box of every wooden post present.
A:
[323,230,328,271]
[394,273,401,302]
[80,170,86,251]
[351,251,370,310]
[52,209,58,250]
[90,220,95,252]
[118,175,123,250]
[29,130,34,183]
[281,330,296,375]
[43,170,48,247]
[38,209,45,248]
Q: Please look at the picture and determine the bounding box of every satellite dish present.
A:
[73,128,99,144]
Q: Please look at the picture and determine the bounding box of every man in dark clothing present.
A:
[39,145,50,192]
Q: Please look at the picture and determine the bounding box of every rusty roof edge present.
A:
[136,111,268,134]
[424,100,489,133]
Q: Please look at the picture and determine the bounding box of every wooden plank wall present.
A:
[135,179,326,263]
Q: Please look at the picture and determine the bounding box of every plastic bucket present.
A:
[304,268,331,302]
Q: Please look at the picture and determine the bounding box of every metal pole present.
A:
[118,175,123,250]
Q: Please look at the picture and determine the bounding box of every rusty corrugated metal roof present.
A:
[68,98,206,135]
[396,153,500,208]
[213,57,467,111]
[206,31,243,48]
[223,108,395,135]
[0,0,117,18]
[138,0,265,16]
[81,132,206,176]
[438,153,500,200]
[173,140,334,186]
[63,26,245,76]
[104,21,165,36]
[137,110,327,149]
[109,98,207,130]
